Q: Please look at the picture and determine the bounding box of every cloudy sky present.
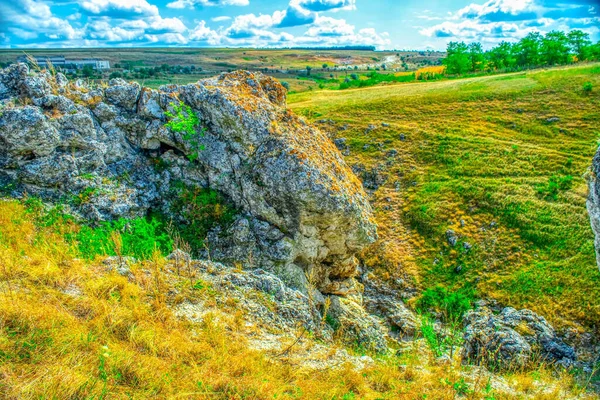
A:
[0,0,598,50]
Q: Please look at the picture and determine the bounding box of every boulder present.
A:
[0,64,376,298]
[587,147,600,270]
[463,306,575,370]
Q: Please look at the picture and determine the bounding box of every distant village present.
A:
[16,55,110,72]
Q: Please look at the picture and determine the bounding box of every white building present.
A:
[16,56,111,70]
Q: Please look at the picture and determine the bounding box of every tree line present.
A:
[444,30,600,75]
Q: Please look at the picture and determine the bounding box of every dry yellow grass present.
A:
[0,199,596,398]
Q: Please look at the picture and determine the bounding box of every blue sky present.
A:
[0,0,598,49]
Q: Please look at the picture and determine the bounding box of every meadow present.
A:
[290,63,600,334]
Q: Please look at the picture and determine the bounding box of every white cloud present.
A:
[189,21,222,44]
[305,16,354,37]
[80,0,159,17]
[292,0,355,12]
[1,0,392,49]
[166,0,249,10]
[420,0,600,47]
[0,0,82,41]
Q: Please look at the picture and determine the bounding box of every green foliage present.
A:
[583,81,593,93]
[452,378,472,396]
[468,42,485,72]
[444,29,595,76]
[568,30,592,61]
[417,286,474,323]
[73,187,98,206]
[22,197,172,260]
[420,317,445,357]
[338,72,414,90]
[444,42,471,75]
[76,217,173,260]
[168,183,238,254]
[165,102,205,162]
[535,174,573,201]
[541,30,570,65]
[280,81,290,91]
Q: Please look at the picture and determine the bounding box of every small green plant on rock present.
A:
[165,102,206,162]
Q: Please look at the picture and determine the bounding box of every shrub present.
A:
[165,102,205,162]
[281,81,290,91]
[76,217,173,260]
[583,81,593,94]
[417,286,474,322]
[535,174,573,201]
[23,198,172,260]
[168,183,238,253]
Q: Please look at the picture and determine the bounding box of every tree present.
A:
[468,42,485,72]
[567,30,592,61]
[82,65,94,78]
[592,41,600,61]
[306,66,312,76]
[516,32,542,67]
[322,63,328,69]
[444,42,470,75]
[486,41,515,70]
[541,30,570,65]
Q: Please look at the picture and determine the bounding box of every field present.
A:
[0,48,444,92]
[290,63,600,333]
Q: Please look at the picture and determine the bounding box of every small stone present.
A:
[546,117,560,123]
[454,265,463,273]
[399,134,406,141]
[463,242,472,251]
[446,229,458,247]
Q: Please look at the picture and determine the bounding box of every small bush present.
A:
[417,286,474,322]
[76,217,173,260]
[165,102,205,162]
[583,81,593,94]
[168,183,238,253]
[535,174,573,201]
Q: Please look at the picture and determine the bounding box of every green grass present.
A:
[289,63,600,332]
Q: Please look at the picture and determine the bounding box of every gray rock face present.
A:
[0,64,376,299]
[463,306,575,370]
[587,148,600,270]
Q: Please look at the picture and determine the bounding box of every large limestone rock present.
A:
[0,64,377,297]
[587,148,600,270]
[462,306,575,370]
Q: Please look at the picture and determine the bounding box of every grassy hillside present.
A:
[289,63,600,333]
[0,200,595,399]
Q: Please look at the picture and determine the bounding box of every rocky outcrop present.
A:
[0,63,377,297]
[463,306,576,370]
[587,147,600,270]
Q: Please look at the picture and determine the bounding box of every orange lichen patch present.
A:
[44,107,64,120]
